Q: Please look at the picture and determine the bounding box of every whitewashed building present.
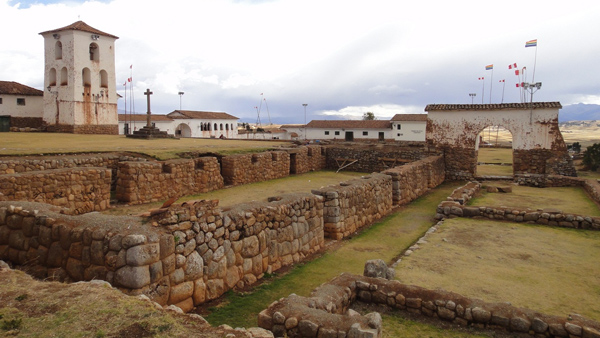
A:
[0,81,44,128]
[40,21,119,134]
[118,110,239,138]
[390,114,427,141]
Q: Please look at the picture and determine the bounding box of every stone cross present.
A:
[144,88,153,128]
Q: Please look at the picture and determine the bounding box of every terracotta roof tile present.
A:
[306,120,391,129]
[425,102,562,111]
[40,21,119,39]
[390,114,427,121]
[167,110,239,120]
[0,81,43,96]
[118,114,173,122]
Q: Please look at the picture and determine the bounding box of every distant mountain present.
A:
[560,103,600,122]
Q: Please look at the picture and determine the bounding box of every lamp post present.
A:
[178,91,184,110]
[521,82,542,124]
[469,93,476,104]
[302,103,308,140]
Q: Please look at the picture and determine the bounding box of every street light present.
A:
[178,91,184,110]
[302,103,308,140]
[469,93,476,104]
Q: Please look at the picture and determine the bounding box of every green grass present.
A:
[0,133,289,160]
[469,184,600,216]
[395,218,600,321]
[476,164,512,176]
[381,313,494,338]
[203,182,462,328]
[477,147,513,164]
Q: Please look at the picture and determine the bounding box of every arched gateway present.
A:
[425,102,576,180]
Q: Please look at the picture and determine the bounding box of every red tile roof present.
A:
[167,110,239,120]
[118,114,173,122]
[306,120,391,129]
[390,114,427,121]
[0,81,43,96]
[425,102,562,111]
[39,21,119,39]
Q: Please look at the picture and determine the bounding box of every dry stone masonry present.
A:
[382,155,445,205]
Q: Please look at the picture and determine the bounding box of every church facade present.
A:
[39,21,119,134]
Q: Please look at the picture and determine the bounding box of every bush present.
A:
[583,143,600,171]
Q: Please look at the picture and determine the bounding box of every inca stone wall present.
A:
[0,153,142,175]
[383,155,445,205]
[312,174,392,240]
[260,272,600,338]
[324,144,430,173]
[288,145,327,174]
[115,157,223,205]
[221,151,290,186]
[0,168,111,214]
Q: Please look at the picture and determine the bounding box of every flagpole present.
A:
[489,68,493,104]
[500,80,505,103]
[124,82,127,134]
[532,44,538,83]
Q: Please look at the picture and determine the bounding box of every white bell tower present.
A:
[40,21,119,134]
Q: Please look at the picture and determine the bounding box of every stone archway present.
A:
[175,123,192,138]
[425,102,576,180]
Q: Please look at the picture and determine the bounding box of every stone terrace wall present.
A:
[312,174,392,240]
[436,180,600,230]
[325,144,430,173]
[441,146,477,181]
[115,157,223,205]
[0,168,111,214]
[261,272,600,338]
[0,153,143,175]
[221,151,290,186]
[0,193,324,312]
[383,156,445,206]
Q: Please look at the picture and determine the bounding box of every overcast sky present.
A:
[2,0,599,124]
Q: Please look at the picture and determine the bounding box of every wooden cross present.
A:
[144,88,153,128]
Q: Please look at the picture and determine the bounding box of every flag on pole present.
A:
[499,79,505,83]
[525,39,537,47]
[516,83,520,87]
[485,64,493,70]
[130,65,133,69]
[508,63,517,69]
[515,70,519,75]
[478,77,484,80]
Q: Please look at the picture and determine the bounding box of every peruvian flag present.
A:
[499,79,505,83]
[516,83,520,87]
[509,63,517,69]
[515,70,520,76]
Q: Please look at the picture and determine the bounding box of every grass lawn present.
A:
[476,164,513,176]
[203,182,463,328]
[468,183,600,216]
[394,218,600,321]
[103,170,366,215]
[477,147,512,164]
[0,133,289,160]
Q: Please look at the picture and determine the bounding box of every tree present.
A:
[583,143,600,171]
[572,142,582,153]
[362,112,376,120]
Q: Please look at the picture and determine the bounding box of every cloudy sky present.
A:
[2,0,599,123]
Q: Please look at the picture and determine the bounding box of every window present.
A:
[334,131,340,136]
[60,67,68,86]
[362,131,368,136]
[0,98,3,104]
[100,70,108,88]
[89,43,99,61]
[324,131,330,135]
[49,68,57,86]
[82,68,91,87]
[397,133,403,136]
[55,41,62,60]
[397,124,401,130]
[17,98,25,106]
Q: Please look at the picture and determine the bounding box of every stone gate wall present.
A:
[289,145,327,174]
[0,168,111,214]
[115,157,224,204]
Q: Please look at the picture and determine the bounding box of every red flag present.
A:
[123,82,126,86]
[515,70,519,76]
[508,65,512,69]
[478,77,484,80]
[513,63,517,68]
[499,79,505,83]
[130,65,133,69]
[128,77,132,82]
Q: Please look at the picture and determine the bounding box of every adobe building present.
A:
[39,21,119,134]
[0,81,44,130]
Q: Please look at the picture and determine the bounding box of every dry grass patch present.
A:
[395,218,600,321]
[476,164,512,176]
[468,183,600,216]
[0,268,245,338]
[477,147,513,164]
[0,133,289,160]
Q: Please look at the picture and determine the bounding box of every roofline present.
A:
[425,102,562,111]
